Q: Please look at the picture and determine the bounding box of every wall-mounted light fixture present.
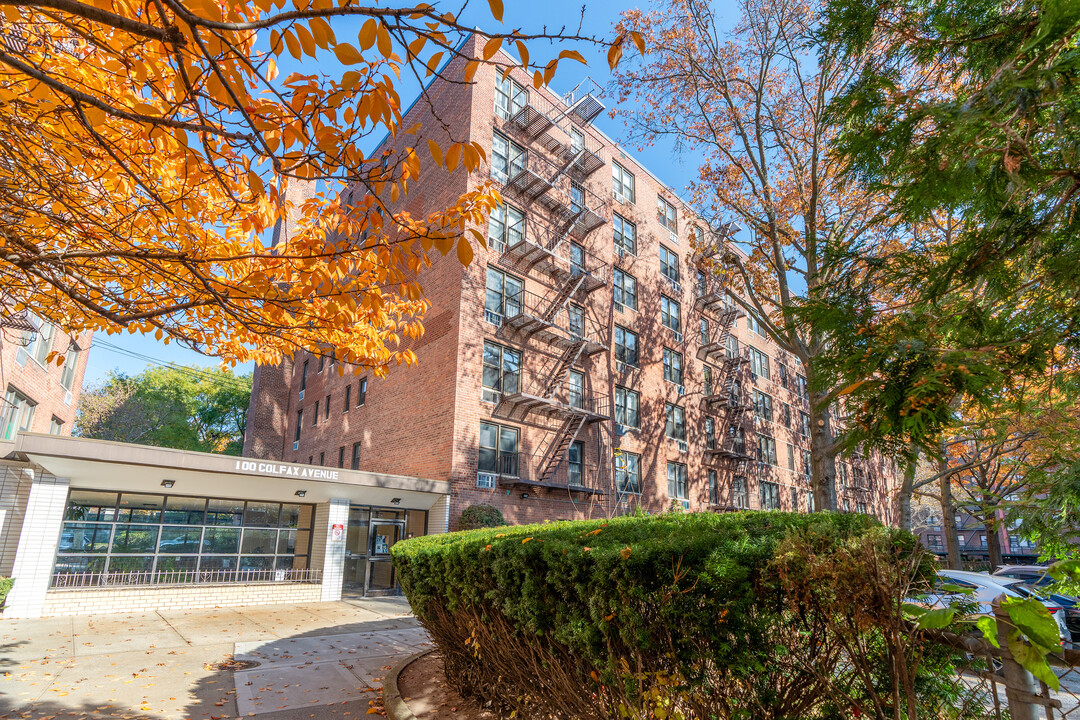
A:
[160,479,175,488]
[520,492,530,500]
[390,497,401,505]
[295,490,307,498]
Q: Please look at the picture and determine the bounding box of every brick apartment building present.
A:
[245,34,897,532]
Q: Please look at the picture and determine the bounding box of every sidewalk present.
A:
[0,597,431,719]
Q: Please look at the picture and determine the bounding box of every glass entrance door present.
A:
[365,517,403,595]
[342,507,369,592]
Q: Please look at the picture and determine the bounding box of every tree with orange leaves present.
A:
[0,1,617,374]
[613,0,890,511]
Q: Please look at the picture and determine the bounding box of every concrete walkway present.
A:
[0,597,431,719]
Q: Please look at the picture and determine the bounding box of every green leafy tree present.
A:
[75,366,251,455]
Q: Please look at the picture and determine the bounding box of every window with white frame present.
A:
[662,348,683,385]
[753,390,773,422]
[2,387,35,440]
[667,461,688,500]
[60,345,80,390]
[747,313,767,337]
[661,296,681,334]
[566,303,585,339]
[568,370,585,410]
[479,422,519,476]
[748,346,770,380]
[612,162,635,203]
[18,314,54,367]
[491,132,526,184]
[658,196,677,233]
[799,411,810,439]
[614,325,639,367]
[615,386,640,428]
[700,317,709,345]
[494,73,528,120]
[660,245,680,285]
[613,213,637,255]
[484,267,523,324]
[665,403,686,441]
[482,341,521,403]
[616,451,641,494]
[49,416,64,435]
[614,268,637,310]
[487,202,525,252]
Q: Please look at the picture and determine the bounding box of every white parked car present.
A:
[935,569,1070,643]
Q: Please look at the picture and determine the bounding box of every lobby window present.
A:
[614,325,639,367]
[665,403,686,441]
[491,132,526,184]
[344,385,351,412]
[2,387,36,441]
[760,481,781,510]
[616,451,641,494]
[615,386,640,428]
[667,462,688,500]
[488,201,525,253]
[753,390,773,422]
[479,422,519,476]
[351,442,362,470]
[357,378,367,406]
[658,196,677,234]
[482,341,521,403]
[758,435,778,466]
[661,296,681,335]
[660,245,680,286]
[494,72,528,120]
[662,348,683,385]
[54,491,313,583]
[614,268,637,310]
[49,416,64,435]
[613,213,637,255]
[748,346,770,380]
[484,267,523,325]
[612,162,635,204]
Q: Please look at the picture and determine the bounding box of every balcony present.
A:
[704,435,755,463]
[496,379,611,424]
[480,451,607,495]
[492,287,607,355]
[502,90,607,180]
[502,219,608,293]
[694,287,732,315]
[503,151,607,239]
[562,78,606,125]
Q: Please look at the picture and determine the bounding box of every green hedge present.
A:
[394,510,927,718]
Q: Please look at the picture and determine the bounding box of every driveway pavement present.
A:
[0,597,431,719]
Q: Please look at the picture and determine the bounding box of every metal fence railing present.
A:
[51,567,322,589]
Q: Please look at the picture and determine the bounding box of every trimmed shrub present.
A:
[0,576,12,609]
[456,503,505,530]
[394,511,934,719]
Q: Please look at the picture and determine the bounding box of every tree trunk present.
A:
[986,521,1003,569]
[939,457,962,569]
[896,450,919,532]
[808,391,837,512]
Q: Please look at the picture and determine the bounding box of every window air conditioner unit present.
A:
[678,440,688,453]
[64,390,73,406]
[673,331,683,344]
[615,423,627,436]
[293,441,299,451]
[616,361,629,374]
[298,389,305,401]
[676,385,685,396]
[750,371,758,383]
[615,246,626,259]
[477,472,497,489]
[614,303,624,314]
[669,230,679,245]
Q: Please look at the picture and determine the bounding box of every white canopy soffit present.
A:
[9,433,449,510]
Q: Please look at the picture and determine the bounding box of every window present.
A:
[570,182,584,213]
[494,72,528,120]
[614,325,639,367]
[778,363,789,388]
[926,534,943,550]
[979,534,988,548]
[487,202,525,252]
[615,386,640,428]
[613,213,637,256]
[300,360,308,392]
[294,410,302,446]
[661,296,681,335]
[491,132,527,184]
[357,378,367,406]
[802,450,812,480]
[667,462,688,500]
[318,355,325,373]
[753,390,773,422]
[700,318,709,346]
[703,366,713,396]
[760,481,781,510]
[660,245,680,285]
[570,242,585,276]
[344,385,351,411]
[49,416,64,435]
[747,313,767,337]
[312,400,319,425]
[2,387,36,440]
[787,443,795,471]
[799,411,810,439]
[758,435,778,465]
[705,417,716,450]
[837,463,848,491]
[725,333,739,358]
[708,469,718,504]
[54,491,313,583]
[482,341,521,403]
[568,441,584,486]
[319,451,324,466]
[616,451,641,494]
[662,348,683,385]
[18,315,54,366]
[613,268,637,310]
[795,374,808,400]
[783,402,792,428]
[324,395,330,421]
[570,126,584,154]
[612,162,635,203]
[351,442,362,470]
[479,422,519,476]
[657,197,677,233]
[696,269,708,297]
[484,267,524,324]
[791,486,799,511]
[60,346,80,390]
[338,446,345,468]
[567,303,585,339]
[748,347,770,380]
[733,477,749,509]
[568,370,585,410]
[665,403,686,441]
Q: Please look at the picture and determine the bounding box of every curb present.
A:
[383,648,435,720]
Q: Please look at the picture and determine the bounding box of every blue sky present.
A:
[83,0,734,385]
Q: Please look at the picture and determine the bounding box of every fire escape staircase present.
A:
[497,275,605,355]
[697,307,744,366]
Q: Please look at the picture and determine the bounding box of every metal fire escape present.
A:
[700,307,755,479]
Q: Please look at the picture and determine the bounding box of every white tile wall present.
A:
[4,472,70,618]
[319,498,349,602]
[427,495,450,535]
[0,463,33,576]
